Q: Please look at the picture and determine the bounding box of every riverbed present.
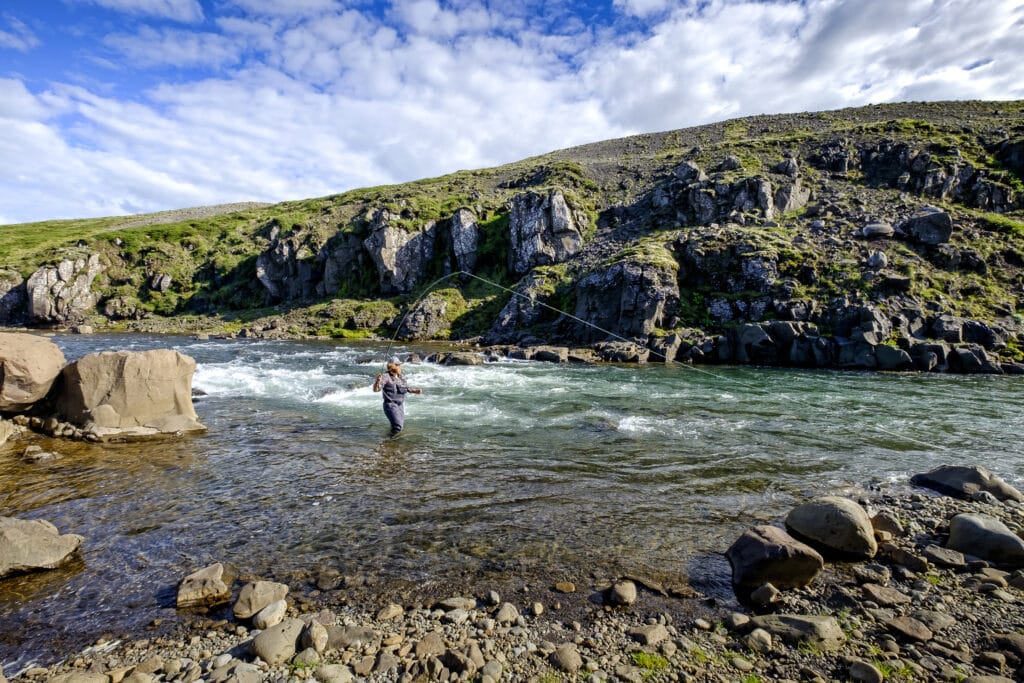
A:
[1,334,1021,670]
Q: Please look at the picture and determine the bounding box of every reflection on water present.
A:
[1,333,1022,668]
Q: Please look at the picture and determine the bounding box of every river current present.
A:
[1,333,1022,669]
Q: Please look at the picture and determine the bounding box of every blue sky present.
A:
[1,0,1023,224]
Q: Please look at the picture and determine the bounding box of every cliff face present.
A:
[2,101,1023,373]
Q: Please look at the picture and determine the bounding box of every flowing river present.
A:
[1,333,1022,669]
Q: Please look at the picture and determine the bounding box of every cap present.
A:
[388,356,402,365]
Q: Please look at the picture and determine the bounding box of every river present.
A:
[1,333,1022,670]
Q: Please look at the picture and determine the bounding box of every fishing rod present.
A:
[378,269,947,453]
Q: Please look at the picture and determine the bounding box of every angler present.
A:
[372,356,423,436]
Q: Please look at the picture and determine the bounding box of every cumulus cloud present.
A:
[72,0,204,22]
[613,0,673,18]
[0,15,40,51]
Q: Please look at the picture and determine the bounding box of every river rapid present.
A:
[1,333,1022,670]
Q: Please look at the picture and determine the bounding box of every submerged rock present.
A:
[0,516,83,578]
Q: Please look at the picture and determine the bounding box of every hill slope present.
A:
[2,100,1023,373]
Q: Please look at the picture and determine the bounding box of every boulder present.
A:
[234,580,290,619]
[57,350,206,440]
[0,418,16,448]
[0,333,66,412]
[26,253,104,325]
[0,516,83,578]
[901,206,953,244]
[748,614,845,651]
[785,496,877,559]
[911,465,1024,502]
[876,344,913,371]
[725,525,824,589]
[177,562,233,608]
[508,190,584,276]
[947,513,1024,568]
[251,618,305,666]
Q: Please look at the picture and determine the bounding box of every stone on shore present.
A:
[947,513,1024,568]
[0,332,66,412]
[176,562,233,608]
[608,579,637,606]
[234,580,289,619]
[251,617,304,666]
[0,516,83,578]
[549,644,583,673]
[784,496,877,559]
[748,614,845,651]
[911,465,1024,503]
[57,349,207,440]
[252,599,287,629]
[725,525,824,589]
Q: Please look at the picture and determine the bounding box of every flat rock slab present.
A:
[0,516,83,578]
[749,614,845,651]
[862,582,912,607]
[923,544,967,569]
[910,610,957,633]
[886,616,933,642]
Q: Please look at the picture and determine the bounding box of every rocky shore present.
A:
[7,468,1024,683]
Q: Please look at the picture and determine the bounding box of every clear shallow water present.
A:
[1,333,1022,668]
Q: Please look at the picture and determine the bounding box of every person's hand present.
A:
[412,388,423,394]
[376,373,383,382]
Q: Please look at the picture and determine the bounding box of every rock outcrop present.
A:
[256,225,321,302]
[0,516,83,578]
[57,349,206,439]
[363,209,439,295]
[0,332,66,412]
[572,260,679,343]
[26,253,104,326]
[0,270,26,326]
[508,190,585,276]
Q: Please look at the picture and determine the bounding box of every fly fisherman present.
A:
[373,356,423,436]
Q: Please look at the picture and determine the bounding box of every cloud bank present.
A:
[1,0,1022,224]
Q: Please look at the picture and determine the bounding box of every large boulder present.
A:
[57,349,206,439]
[0,332,67,412]
[901,206,953,245]
[26,253,104,325]
[785,496,877,559]
[508,190,584,276]
[947,513,1024,568]
[911,465,1024,503]
[363,209,439,295]
[725,525,824,589]
[0,516,83,578]
[572,260,679,343]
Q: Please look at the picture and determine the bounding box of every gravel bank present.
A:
[8,481,1024,683]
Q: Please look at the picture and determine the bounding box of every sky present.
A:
[1,0,1023,225]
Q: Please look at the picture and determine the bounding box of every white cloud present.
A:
[613,0,673,18]
[2,0,1024,224]
[73,0,204,22]
[104,26,243,68]
[0,15,40,51]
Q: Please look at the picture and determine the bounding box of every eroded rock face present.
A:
[0,270,26,326]
[447,208,480,274]
[572,261,680,343]
[0,332,66,412]
[396,291,450,340]
[486,270,562,343]
[363,209,439,295]
[26,253,104,325]
[57,349,206,440]
[508,190,584,277]
[0,516,83,578]
[256,226,321,302]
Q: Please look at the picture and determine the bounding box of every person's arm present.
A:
[411,387,423,394]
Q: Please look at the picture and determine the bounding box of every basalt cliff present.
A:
[2,101,1024,373]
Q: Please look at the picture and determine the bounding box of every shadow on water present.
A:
[1,333,1022,668]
